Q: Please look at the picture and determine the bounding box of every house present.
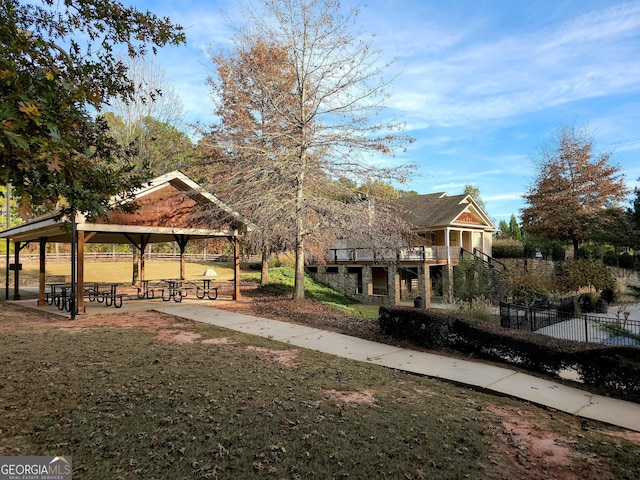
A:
[307,192,498,307]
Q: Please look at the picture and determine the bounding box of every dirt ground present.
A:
[2,288,640,479]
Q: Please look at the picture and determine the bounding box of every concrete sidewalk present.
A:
[153,304,640,433]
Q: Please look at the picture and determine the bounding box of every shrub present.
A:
[451,318,568,376]
[452,258,506,304]
[523,243,538,259]
[272,253,296,268]
[619,252,636,269]
[492,244,524,259]
[577,244,604,261]
[508,270,554,306]
[603,250,619,267]
[444,296,495,322]
[550,243,566,261]
[555,259,615,294]
[257,283,293,296]
[379,307,455,349]
[379,306,640,400]
[573,347,640,394]
[511,284,553,306]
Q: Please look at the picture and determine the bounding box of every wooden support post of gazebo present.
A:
[233,235,241,300]
[38,237,46,306]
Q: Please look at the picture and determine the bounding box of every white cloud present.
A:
[389,1,640,127]
[484,192,524,202]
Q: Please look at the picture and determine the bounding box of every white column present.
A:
[445,228,451,265]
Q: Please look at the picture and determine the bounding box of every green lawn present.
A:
[245,266,380,319]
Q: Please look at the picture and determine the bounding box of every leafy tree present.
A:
[1,0,185,218]
[104,113,196,176]
[521,124,628,259]
[203,0,414,300]
[496,214,522,241]
[627,183,640,250]
[0,185,19,229]
[398,188,419,198]
[463,184,486,211]
[590,205,638,251]
[508,214,523,241]
[497,219,510,239]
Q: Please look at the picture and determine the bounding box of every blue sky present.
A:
[129,0,640,223]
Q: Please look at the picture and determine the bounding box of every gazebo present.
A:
[1,171,253,315]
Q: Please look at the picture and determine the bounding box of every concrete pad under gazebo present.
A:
[1,171,253,316]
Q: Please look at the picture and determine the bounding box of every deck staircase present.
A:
[459,248,509,302]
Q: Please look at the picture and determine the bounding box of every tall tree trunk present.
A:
[260,244,270,285]
[573,237,580,260]
[293,160,306,300]
[294,234,305,300]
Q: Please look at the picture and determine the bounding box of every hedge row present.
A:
[379,306,640,401]
[492,243,566,261]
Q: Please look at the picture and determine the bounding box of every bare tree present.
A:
[202,0,414,299]
[108,55,184,131]
[521,123,628,259]
[104,56,190,175]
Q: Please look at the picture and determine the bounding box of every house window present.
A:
[449,231,459,247]
[326,266,339,273]
[306,266,318,273]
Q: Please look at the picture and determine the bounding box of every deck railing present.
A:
[324,246,461,263]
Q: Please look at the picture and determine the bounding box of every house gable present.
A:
[456,211,482,224]
[394,193,496,232]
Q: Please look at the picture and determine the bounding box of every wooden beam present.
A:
[233,236,241,300]
[38,237,46,306]
[77,230,85,313]
[173,235,190,280]
[13,241,20,300]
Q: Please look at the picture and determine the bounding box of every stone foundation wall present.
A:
[309,264,399,306]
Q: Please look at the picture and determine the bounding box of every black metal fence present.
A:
[499,302,640,345]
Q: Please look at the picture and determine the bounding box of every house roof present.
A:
[0,170,254,244]
[394,192,497,231]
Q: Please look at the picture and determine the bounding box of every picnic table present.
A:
[161,278,184,302]
[136,278,219,303]
[45,283,74,312]
[194,278,219,300]
[137,279,161,300]
[86,283,125,308]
